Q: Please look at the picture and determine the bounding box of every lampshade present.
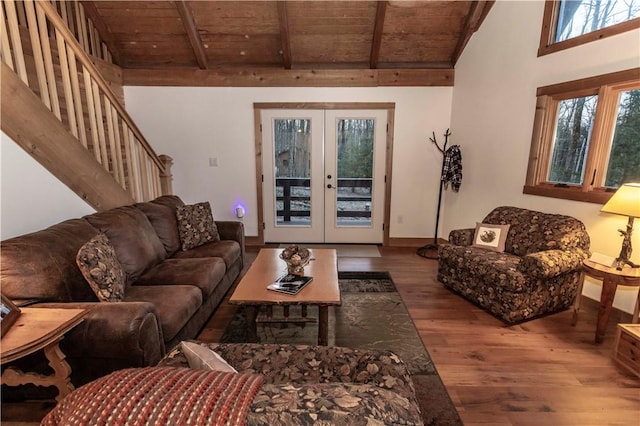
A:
[601,183,640,218]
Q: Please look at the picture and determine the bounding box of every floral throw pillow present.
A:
[176,202,220,251]
[471,222,510,252]
[76,233,126,302]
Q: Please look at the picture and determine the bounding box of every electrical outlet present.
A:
[398,215,404,224]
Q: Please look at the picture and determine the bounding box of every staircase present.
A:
[1,0,172,211]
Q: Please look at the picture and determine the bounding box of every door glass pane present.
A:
[274,119,311,226]
[548,95,598,185]
[604,89,640,188]
[336,119,374,227]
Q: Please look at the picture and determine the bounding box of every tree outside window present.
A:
[524,69,640,204]
[539,0,640,56]
[605,89,640,187]
[549,95,598,185]
[556,0,640,42]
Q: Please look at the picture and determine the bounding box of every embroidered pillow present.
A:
[180,341,237,373]
[472,222,510,253]
[176,202,220,250]
[76,233,126,302]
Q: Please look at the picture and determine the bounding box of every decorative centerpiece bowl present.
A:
[279,245,311,276]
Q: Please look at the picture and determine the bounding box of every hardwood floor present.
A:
[201,246,640,426]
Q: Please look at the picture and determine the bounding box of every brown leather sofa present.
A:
[1,195,244,390]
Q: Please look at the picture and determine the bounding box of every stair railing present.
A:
[1,0,172,202]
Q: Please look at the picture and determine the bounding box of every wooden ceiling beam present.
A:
[122,67,454,87]
[79,1,123,66]
[451,1,494,65]
[277,2,292,70]
[175,0,208,69]
[369,1,387,69]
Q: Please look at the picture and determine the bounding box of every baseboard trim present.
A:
[387,237,447,247]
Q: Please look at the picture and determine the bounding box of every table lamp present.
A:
[601,183,640,270]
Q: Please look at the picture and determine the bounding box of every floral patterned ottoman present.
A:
[158,341,424,425]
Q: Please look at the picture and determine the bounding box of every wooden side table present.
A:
[1,308,86,401]
[572,259,640,343]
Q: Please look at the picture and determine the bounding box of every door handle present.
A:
[327,184,334,189]
[327,174,332,179]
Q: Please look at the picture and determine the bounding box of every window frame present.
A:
[538,0,640,57]
[524,68,640,204]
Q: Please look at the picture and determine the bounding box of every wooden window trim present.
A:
[538,0,640,57]
[524,68,640,204]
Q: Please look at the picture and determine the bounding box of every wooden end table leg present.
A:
[0,338,74,402]
[245,305,258,343]
[43,341,75,401]
[595,278,617,344]
[572,271,585,326]
[318,305,329,346]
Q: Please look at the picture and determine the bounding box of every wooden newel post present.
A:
[159,154,174,195]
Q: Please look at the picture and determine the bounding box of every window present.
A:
[524,68,640,204]
[539,0,640,56]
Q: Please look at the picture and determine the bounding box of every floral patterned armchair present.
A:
[438,206,590,324]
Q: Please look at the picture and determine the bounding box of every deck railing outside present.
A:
[1,0,170,201]
[276,177,373,226]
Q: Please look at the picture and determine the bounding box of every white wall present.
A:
[0,131,95,240]
[448,0,640,312]
[123,86,453,238]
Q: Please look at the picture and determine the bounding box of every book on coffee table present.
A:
[267,274,313,295]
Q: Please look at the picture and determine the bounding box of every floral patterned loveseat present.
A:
[438,206,590,324]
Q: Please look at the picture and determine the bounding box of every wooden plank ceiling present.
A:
[82,1,494,87]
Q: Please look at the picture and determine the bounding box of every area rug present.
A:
[220,271,462,426]
[278,244,381,257]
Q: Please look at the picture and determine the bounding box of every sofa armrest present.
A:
[216,220,245,261]
[32,301,165,366]
[519,248,589,279]
[448,228,475,246]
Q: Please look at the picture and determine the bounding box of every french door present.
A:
[261,109,387,243]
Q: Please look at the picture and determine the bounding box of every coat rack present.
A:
[417,129,451,259]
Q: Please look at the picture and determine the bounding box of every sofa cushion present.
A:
[472,222,510,252]
[76,233,126,302]
[173,240,241,269]
[0,219,99,302]
[176,202,220,250]
[135,197,183,257]
[85,206,166,284]
[439,244,528,293]
[125,285,202,342]
[136,258,226,299]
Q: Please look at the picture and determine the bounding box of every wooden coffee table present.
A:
[229,248,341,345]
